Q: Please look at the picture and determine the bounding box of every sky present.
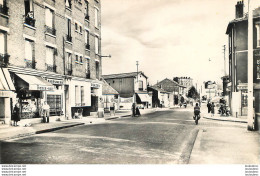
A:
[101,0,260,86]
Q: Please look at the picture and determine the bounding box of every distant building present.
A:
[103,72,152,109]
[225,1,260,116]
[201,81,218,101]
[102,79,119,112]
[148,85,170,108]
[173,77,193,92]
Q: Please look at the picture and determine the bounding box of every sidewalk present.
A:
[189,126,259,164]
[0,108,159,141]
[203,113,247,123]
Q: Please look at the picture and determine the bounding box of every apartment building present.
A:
[0,0,103,123]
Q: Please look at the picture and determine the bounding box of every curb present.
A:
[178,128,200,164]
[203,116,247,123]
[105,114,131,120]
[0,123,84,141]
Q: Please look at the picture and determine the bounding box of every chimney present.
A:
[235,1,244,18]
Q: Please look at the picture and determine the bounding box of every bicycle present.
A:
[193,113,200,125]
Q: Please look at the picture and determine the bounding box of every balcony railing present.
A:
[0,4,8,15]
[24,16,36,27]
[46,64,56,72]
[0,54,10,67]
[86,72,90,79]
[45,26,56,36]
[66,35,72,43]
[24,59,36,69]
[85,43,90,50]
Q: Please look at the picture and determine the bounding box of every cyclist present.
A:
[193,103,201,125]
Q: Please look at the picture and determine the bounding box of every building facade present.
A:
[173,76,193,94]
[0,0,103,124]
[103,72,152,109]
[226,1,260,117]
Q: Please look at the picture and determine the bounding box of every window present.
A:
[257,60,260,79]
[66,18,72,42]
[79,26,82,33]
[46,46,55,72]
[256,23,260,48]
[95,61,99,79]
[75,86,80,105]
[65,0,72,9]
[80,56,83,63]
[25,40,33,61]
[139,80,143,91]
[45,7,55,35]
[75,55,78,62]
[66,52,72,74]
[85,30,90,49]
[0,0,8,15]
[95,36,99,54]
[75,23,78,31]
[94,7,98,28]
[86,58,90,78]
[81,86,84,105]
[24,0,35,27]
[85,0,89,20]
[0,32,5,55]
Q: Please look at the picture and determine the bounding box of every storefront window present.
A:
[257,59,260,79]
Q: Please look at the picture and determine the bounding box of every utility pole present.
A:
[247,0,254,130]
[136,61,139,83]
[223,45,226,76]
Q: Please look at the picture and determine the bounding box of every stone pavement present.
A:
[0,108,159,141]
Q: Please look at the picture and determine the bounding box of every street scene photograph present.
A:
[0,0,259,174]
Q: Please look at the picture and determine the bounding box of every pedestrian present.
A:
[131,103,136,117]
[39,102,45,123]
[110,101,115,116]
[211,102,215,117]
[135,106,141,117]
[207,101,211,114]
[12,103,20,126]
[42,101,50,123]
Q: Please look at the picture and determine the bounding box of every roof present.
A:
[103,71,148,80]
[102,79,119,95]
[226,7,260,34]
[148,85,167,93]
[154,78,182,92]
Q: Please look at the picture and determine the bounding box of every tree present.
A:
[187,86,199,99]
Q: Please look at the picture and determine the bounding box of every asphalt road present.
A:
[0,105,247,164]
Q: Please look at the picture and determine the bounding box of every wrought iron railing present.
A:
[45,26,56,36]
[24,16,36,27]
[0,54,10,67]
[66,35,72,42]
[24,59,36,69]
[0,4,8,15]
[46,64,56,72]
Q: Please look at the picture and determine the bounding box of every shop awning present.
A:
[16,74,54,91]
[0,68,15,91]
[137,93,150,102]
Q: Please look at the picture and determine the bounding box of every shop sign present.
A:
[0,90,12,97]
[91,83,100,88]
[237,85,248,90]
[36,85,54,91]
[47,79,64,85]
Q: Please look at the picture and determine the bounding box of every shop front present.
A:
[45,78,64,116]
[0,68,16,124]
[14,73,54,119]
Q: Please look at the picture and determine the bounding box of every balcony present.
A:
[46,64,56,72]
[24,16,36,27]
[45,26,56,36]
[0,4,8,15]
[66,35,72,43]
[66,64,72,75]
[0,54,9,67]
[24,59,36,69]
[85,43,90,50]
